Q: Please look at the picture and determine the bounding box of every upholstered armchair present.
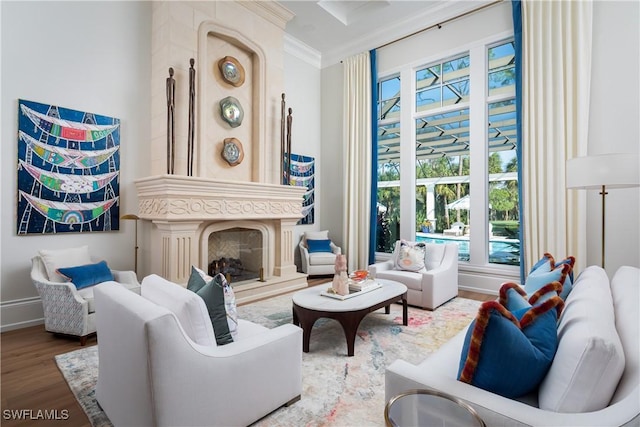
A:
[94,276,302,427]
[368,241,458,310]
[31,246,140,345]
[299,230,342,276]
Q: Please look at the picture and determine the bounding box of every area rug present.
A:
[55,291,481,427]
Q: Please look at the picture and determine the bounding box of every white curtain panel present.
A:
[342,52,372,271]
[522,0,592,272]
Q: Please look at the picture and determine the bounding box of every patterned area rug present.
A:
[55,290,480,427]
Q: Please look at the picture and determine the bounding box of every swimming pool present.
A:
[415,234,520,265]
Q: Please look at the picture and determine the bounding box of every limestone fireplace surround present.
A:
[136,174,308,304]
[135,1,309,303]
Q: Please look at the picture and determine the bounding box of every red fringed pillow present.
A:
[457,282,564,398]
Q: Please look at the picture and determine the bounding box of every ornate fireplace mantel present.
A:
[135,175,308,303]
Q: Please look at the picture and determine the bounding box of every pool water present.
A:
[415,235,520,266]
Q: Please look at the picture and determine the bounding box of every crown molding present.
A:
[284,34,322,69]
[320,1,488,68]
[238,0,295,30]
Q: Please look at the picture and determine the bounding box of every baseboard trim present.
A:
[1,297,44,332]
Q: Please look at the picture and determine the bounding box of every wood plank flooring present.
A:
[0,279,493,427]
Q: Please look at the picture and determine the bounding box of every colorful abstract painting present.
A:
[17,99,120,234]
[284,153,314,225]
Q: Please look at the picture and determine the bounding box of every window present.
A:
[375,36,519,270]
[376,76,401,252]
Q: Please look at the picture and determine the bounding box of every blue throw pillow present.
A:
[307,239,332,253]
[57,260,114,290]
[458,283,564,398]
[187,267,233,346]
[528,253,575,300]
[525,260,572,302]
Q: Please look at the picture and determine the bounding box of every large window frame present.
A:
[375,31,518,276]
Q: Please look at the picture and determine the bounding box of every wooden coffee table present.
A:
[292,279,408,356]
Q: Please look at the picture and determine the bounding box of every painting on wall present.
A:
[16,99,121,235]
[284,153,315,225]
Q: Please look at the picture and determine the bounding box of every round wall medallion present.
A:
[219,96,244,128]
[218,56,245,87]
[221,137,244,166]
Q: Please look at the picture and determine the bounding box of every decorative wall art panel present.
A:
[17,99,120,235]
[284,153,315,225]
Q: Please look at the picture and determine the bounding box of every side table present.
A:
[384,389,486,427]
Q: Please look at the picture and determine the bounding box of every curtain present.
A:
[511,0,524,282]
[343,52,372,271]
[521,0,592,273]
[368,49,378,265]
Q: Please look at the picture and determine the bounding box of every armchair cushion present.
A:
[142,274,216,346]
[39,245,91,283]
[306,239,333,253]
[304,230,329,241]
[57,260,114,290]
[393,240,426,272]
[187,267,233,345]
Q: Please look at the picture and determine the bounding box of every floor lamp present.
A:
[566,153,640,269]
[121,214,140,274]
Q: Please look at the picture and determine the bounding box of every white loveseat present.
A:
[385,266,639,426]
[94,275,303,427]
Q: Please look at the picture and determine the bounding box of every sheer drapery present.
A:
[343,52,372,271]
[521,0,592,272]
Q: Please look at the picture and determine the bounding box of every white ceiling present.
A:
[279,0,490,67]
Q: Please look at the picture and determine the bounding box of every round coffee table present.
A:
[292,279,407,357]
[384,389,486,427]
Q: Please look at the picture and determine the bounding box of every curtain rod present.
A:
[375,0,505,51]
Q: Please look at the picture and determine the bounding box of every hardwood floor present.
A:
[0,280,493,426]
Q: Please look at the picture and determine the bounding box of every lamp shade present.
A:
[566,153,640,189]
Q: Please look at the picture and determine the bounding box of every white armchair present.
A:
[94,277,303,427]
[31,249,140,345]
[368,242,458,310]
[299,230,342,276]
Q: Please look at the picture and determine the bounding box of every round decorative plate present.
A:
[221,137,244,166]
[219,96,244,128]
[218,56,245,87]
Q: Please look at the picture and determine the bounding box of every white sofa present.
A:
[385,265,639,426]
[369,242,458,310]
[94,275,303,427]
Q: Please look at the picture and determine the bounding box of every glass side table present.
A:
[384,389,486,427]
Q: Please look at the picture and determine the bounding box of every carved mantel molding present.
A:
[135,175,307,221]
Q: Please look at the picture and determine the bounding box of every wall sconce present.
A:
[121,213,140,274]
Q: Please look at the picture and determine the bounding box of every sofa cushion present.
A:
[393,240,426,272]
[610,266,639,404]
[57,260,114,290]
[141,274,216,346]
[39,246,92,283]
[306,239,333,253]
[538,266,625,412]
[187,267,233,346]
[458,285,564,398]
[309,252,337,266]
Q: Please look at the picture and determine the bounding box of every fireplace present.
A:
[207,226,263,283]
[135,2,307,303]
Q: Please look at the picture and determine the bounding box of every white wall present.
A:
[283,42,324,268]
[1,1,151,330]
[587,1,640,274]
